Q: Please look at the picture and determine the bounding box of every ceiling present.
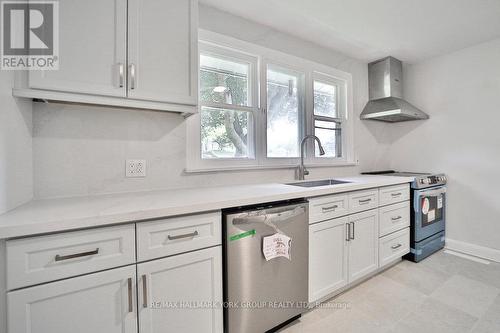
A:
[200,0,500,63]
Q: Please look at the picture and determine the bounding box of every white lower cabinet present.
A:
[7,265,137,333]
[309,186,413,303]
[309,217,348,302]
[347,210,379,283]
[309,209,379,303]
[379,228,410,268]
[137,246,223,333]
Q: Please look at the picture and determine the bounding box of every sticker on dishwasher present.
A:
[422,198,430,214]
[262,233,292,261]
[229,229,256,241]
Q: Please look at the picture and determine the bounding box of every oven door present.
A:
[413,186,446,242]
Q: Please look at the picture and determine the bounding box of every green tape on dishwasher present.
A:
[229,229,256,241]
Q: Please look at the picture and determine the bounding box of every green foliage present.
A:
[200,69,249,157]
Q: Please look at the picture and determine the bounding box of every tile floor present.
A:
[278,251,500,333]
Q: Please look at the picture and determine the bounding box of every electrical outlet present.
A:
[126,159,146,178]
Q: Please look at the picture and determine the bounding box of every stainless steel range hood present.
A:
[361,56,429,122]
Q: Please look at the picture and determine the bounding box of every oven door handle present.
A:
[418,188,447,197]
[414,187,446,212]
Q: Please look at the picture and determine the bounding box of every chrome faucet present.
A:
[297,135,325,180]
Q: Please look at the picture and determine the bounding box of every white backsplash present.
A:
[32,101,391,198]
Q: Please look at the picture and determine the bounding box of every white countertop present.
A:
[0,175,413,239]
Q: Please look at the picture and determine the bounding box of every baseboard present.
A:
[445,238,500,263]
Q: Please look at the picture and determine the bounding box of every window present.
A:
[187,31,354,171]
[266,65,304,158]
[313,78,343,158]
[199,50,257,160]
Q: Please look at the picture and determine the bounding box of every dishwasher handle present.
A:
[232,206,306,226]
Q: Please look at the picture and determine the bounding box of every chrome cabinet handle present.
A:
[55,248,99,261]
[358,198,371,204]
[391,244,402,250]
[391,192,402,197]
[142,274,148,308]
[167,230,199,240]
[322,205,338,212]
[129,63,136,90]
[345,223,350,241]
[350,222,355,240]
[117,63,124,88]
[127,277,133,313]
[391,216,402,221]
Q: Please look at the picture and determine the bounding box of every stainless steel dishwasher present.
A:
[223,200,308,333]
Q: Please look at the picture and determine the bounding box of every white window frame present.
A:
[187,40,259,170]
[186,30,355,172]
[307,71,353,164]
[261,60,306,166]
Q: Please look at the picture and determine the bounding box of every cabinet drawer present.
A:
[6,224,135,290]
[379,201,410,237]
[379,184,410,206]
[348,189,379,214]
[137,211,221,261]
[309,194,349,224]
[379,227,410,268]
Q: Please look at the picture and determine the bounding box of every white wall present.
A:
[387,38,500,252]
[32,5,391,199]
[0,72,33,213]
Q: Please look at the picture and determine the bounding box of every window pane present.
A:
[201,107,251,159]
[314,81,337,118]
[315,119,341,157]
[266,66,301,157]
[200,54,249,106]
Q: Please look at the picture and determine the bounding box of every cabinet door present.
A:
[137,246,223,333]
[128,0,198,105]
[348,209,379,283]
[29,0,127,97]
[7,265,137,333]
[309,217,348,302]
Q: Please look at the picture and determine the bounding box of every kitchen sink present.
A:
[286,179,351,187]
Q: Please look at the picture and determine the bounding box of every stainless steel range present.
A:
[362,171,447,262]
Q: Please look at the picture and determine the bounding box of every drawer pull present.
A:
[322,205,338,212]
[391,192,402,197]
[167,230,199,241]
[127,277,133,313]
[391,243,402,250]
[142,274,148,308]
[391,216,402,221]
[358,198,372,204]
[54,248,99,262]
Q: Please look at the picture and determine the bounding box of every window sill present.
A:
[183,160,359,174]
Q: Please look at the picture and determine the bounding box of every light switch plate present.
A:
[126,159,146,178]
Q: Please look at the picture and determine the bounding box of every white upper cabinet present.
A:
[127,0,198,105]
[16,0,198,113]
[29,0,127,97]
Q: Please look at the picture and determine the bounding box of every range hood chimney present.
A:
[360,56,429,122]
